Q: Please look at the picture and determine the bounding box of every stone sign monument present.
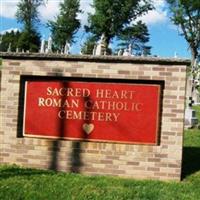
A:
[0,53,190,181]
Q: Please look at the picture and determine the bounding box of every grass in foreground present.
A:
[193,105,200,122]
[0,163,200,200]
[182,106,200,180]
[0,108,200,200]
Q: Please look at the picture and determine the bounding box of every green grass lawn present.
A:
[0,161,200,200]
[1,109,200,199]
[1,131,200,200]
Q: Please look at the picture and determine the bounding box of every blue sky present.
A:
[0,0,190,58]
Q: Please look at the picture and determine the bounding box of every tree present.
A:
[85,0,153,52]
[0,30,22,52]
[118,21,151,56]
[16,0,43,52]
[167,0,200,104]
[81,35,97,55]
[17,29,41,52]
[0,31,18,52]
[48,0,82,51]
[167,0,200,66]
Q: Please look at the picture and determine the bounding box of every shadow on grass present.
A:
[0,166,54,179]
[182,147,200,179]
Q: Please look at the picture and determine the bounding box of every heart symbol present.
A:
[83,123,94,135]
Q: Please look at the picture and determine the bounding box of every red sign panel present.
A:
[23,81,161,144]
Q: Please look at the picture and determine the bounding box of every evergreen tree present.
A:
[17,29,41,52]
[48,0,82,51]
[16,0,43,52]
[0,31,22,52]
[81,35,97,55]
[118,21,151,56]
[86,0,153,52]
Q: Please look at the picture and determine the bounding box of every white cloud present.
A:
[39,0,60,21]
[0,0,19,19]
[78,0,94,26]
[138,10,167,25]
[0,0,60,21]
[137,0,168,25]
[39,0,94,26]
[0,0,167,27]
[0,0,93,24]
[153,0,165,8]
[0,27,20,34]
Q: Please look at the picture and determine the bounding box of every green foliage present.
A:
[86,0,153,50]
[16,0,43,31]
[17,29,40,52]
[193,105,200,122]
[81,35,97,55]
[118,21,151,56]
[15,0,43,52]
[48,0,82,51]
[0,29,40,53]
[167,0,200,64]
[184,128,200,147]
[0,30,22,52]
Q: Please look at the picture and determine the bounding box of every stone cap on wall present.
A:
[0,52,191,65]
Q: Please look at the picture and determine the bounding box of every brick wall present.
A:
[0,53,189,181]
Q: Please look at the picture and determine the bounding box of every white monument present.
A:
[7,43,11,53]
[128,43,132,55]
[122,44,132,56]
[47,36,52,53]
[118,49,123,56]
[95,34,106,56]
[64,41,70,55]
[174,51,178,58]
[123,48,130,56]
[184,59,199,128]
[92,45,97,55]
[40,37,45,53]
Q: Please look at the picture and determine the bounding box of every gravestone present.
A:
[185,76,199,128]
[117,49,123,56]
[46,36,52,53]
[128,44,132,55]
[92,45,97,55]
[7,43,11,52]
[64,41,70,55]
[123,48,130,56]
[95,34,106,56]
[40,38,45,53]
[185,97,198,128]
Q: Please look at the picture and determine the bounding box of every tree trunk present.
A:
[190,47,198,68]
[190,46,198,102]
[103,34,111,55]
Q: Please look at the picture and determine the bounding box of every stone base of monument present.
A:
[185,107,198,128]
